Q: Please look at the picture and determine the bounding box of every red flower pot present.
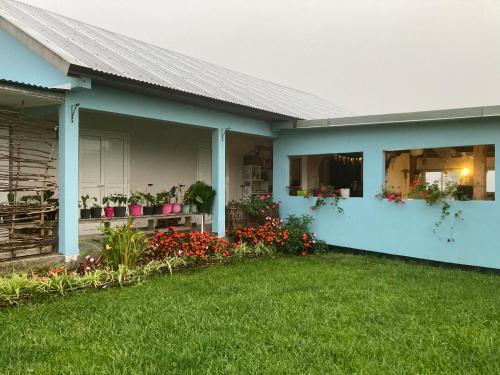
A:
[172,203,182,213]
[129,204,142,216]
[104,207,114,218]
[162,203,173,214]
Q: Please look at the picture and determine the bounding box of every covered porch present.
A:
[76,109,273,238]
[0,82,275,263]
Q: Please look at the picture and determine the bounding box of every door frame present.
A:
[79,129,130,200]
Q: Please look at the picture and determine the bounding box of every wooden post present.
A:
[473,145,486,200]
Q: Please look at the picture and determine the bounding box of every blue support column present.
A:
[211,128,226,237]
[58,100,79,258]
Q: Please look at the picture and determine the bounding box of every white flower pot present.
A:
[340,188,350,199]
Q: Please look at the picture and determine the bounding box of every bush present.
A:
[148,228,231,260]
[100,218,150,270]
[227,194,280,217]
[235,215,326,256]
[282,215,327,255]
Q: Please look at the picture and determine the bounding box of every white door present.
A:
[79,132,128,205]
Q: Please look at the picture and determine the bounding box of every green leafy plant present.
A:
[102,195,111,208]
[409,178,463,242]
[155,191,171,206]
[227,194,280,217]
[109,193,128,207]
[7,191,15,205]
[282,215,327,255]
[304,185,344,213]
[100,218,149,270]
[168,184,185,204]
[80,194,90,209]
[129,191,144,205]
[141,192,155,206]
[184,181,216,214]
[91,197,101,208]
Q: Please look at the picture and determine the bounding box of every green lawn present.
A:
[1,253,499,374]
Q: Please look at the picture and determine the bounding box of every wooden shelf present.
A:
[79,213,195,222]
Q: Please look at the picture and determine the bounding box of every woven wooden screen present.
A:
[0,108,58,261]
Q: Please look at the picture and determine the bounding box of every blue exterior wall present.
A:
[0,28,76,88]
[69,85,274,137]
[273,118,500,269]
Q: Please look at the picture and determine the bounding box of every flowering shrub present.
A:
[234,217,289,247]
[148,228,231,260]
[235,215,326,256]
[304,185,343,213]
[227,194,281,217]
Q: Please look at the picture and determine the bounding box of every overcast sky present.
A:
[20,0,500,115]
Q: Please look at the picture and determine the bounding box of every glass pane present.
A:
[487,170,495,193]
[425,172,441,186]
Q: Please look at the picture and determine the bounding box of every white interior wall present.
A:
[79,111,272,202]
[80,111,211,196]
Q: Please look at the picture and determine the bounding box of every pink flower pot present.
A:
[172,203,182,213]
[129,204,142,216]
[104,207,114,218]
[162,203,173,214]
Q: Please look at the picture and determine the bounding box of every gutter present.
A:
[296,105,500,129]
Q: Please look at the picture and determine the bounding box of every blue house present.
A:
[0,0,497,269]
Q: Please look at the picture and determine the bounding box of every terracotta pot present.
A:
[162,203,173,214]
[172,203,182,213]
[104,207,114,218]
[129,204,142,216]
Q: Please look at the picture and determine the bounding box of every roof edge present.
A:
[69,65,301,122]
[0,15,70,75]
[296,105,500,129]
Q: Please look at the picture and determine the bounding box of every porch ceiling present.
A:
[0,80,63,108]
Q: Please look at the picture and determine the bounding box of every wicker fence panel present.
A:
[0,108,58,262]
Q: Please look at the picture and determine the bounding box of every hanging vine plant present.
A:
[304,185,344,214]
[408,178,464,242]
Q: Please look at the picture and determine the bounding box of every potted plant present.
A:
[154,191,172,215]
[141,192,155,215]
[128,191,143,217]
[182,197,191,214]
[90,197,102,218]
[80,194,91,219]
[185,181,216,233]
[102,196,114,218]
[110,193,127,217]
[169,185,183,213]
[183,186,200,213]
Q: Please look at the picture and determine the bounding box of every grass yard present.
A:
[1,253,499,374]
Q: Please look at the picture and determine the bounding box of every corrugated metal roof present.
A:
[0,0,353,120]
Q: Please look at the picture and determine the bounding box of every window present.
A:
[385,144,495,200]
[289,152,363,197]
